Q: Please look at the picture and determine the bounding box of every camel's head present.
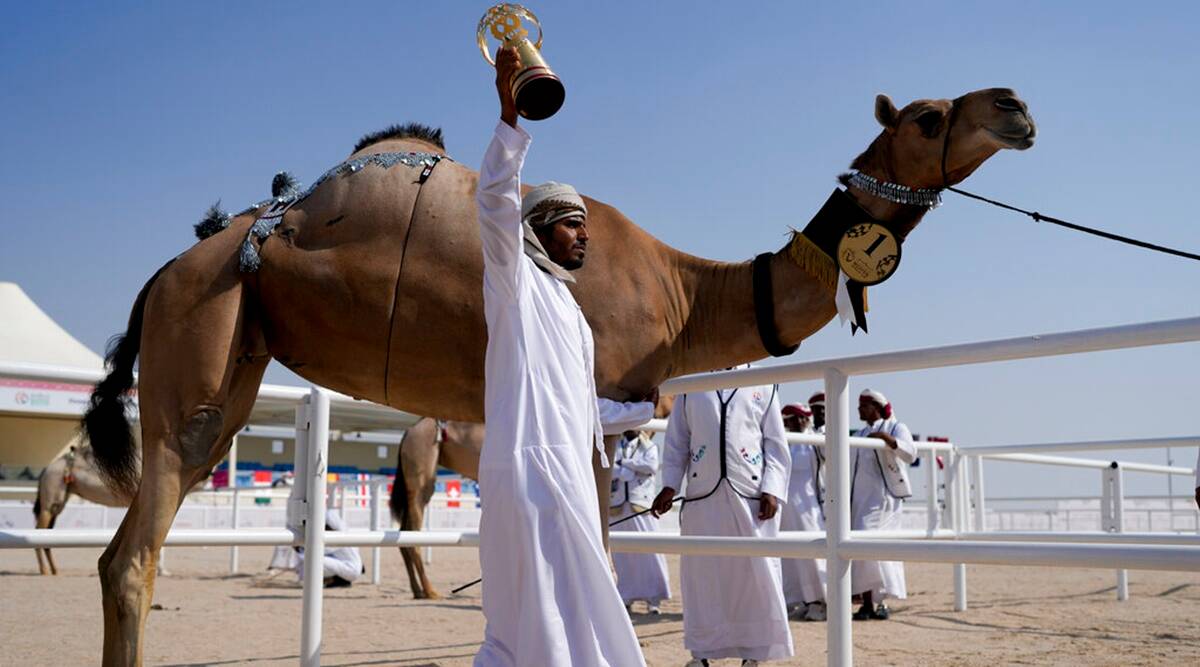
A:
[858,87,1036,190]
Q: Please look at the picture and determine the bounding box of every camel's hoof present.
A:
[425,590,443,600]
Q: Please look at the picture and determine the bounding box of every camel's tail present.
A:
[83,260,174,496]
[388,435,411,531]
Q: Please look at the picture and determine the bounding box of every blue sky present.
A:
[2,3,1197,496]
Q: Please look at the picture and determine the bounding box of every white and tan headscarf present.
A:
[521,181,587,283]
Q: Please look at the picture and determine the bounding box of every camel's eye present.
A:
[915,110,944,137]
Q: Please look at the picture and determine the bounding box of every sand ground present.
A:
[2,544,1198,666]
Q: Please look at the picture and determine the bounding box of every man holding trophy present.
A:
[471,27,649,665]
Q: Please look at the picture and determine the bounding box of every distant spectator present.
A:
[610,429,671,614]
[779,403,827,621]
[808,392,826,434]
[851,389,915,621]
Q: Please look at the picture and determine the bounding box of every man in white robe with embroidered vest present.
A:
[851,389,917,620]
[778,403,827,621]
[474,47,654,667]
[610,429,672,614]
[653,378,794,667]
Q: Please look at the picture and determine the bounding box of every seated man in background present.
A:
[297,508,363,588]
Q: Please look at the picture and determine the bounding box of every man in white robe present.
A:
[473,47,653,667]
[778,403,827,621]
[296,509,363,587]
[610,429,672,613]
[851,389,917,620]
[653,380,794,667]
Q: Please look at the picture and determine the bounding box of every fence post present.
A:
[370,479,382,585]
[229,486,240,574]
[301,388,330,667]
[824,368,852,667]
[925,447,939,536]
[228,434,239,573]
[290,402,310,534]
[971,455,986,532]
[955,453,968,612]
[1111,463,1128,601]
[947,452,968,612]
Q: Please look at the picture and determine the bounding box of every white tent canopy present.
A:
[0,282,102,369]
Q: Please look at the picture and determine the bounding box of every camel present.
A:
[33,445,131,575]
[389,418,484,599]
[82,87,1034,664]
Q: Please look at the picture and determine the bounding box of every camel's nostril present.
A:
[995,97,1023,112]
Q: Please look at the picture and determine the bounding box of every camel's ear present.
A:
[875,94,899,131]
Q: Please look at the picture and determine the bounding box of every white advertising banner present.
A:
[0,378,93,416]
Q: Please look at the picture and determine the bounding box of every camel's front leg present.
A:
[593,435,621,550]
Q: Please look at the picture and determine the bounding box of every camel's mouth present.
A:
[987,127,1036,150]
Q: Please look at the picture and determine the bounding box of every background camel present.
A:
[389,418,484,599]
[34,445,183,577]
[33,445,131,575]
[82,87,1034,664]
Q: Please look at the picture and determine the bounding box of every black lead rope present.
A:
[945,186,1200,262]
[939,96,1198,262]
[450,496,686,594]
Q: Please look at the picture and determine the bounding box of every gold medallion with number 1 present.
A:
[836,223,901,286]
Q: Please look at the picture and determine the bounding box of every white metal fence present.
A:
[2,316,1199,666]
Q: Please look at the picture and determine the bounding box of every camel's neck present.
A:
[665,246,837,376]
[665,158,933,375]
[847,136,936,238]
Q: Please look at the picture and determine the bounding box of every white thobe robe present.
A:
[780,427,826,606]
[663,388,794,662]
[474,121,645,667]
[610,434,671,605]
[850,416,916,600]
[296,510,363,582]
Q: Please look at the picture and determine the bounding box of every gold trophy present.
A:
[477,4,565,121]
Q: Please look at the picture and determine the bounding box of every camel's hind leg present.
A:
[34,471,67,575]
[98,254,268,666]
[34,506,61,575]
[400,498,441,599]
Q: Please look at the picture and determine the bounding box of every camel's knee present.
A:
[177,407,224,469]
[99,551,148,617]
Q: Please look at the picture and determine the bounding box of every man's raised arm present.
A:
[476,47,531,300]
